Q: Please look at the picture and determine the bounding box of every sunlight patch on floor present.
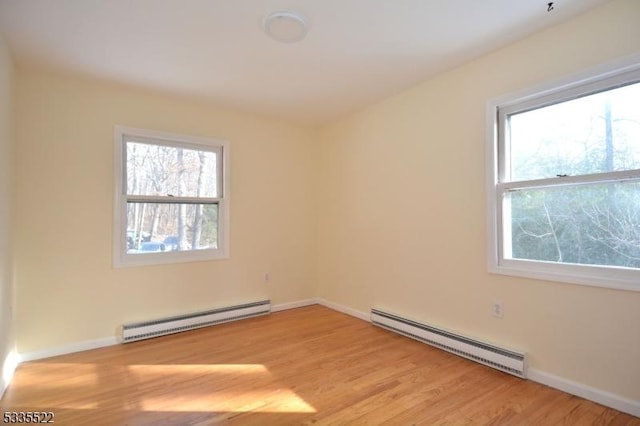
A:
[128,364,316,413]
[10,362,102,387]
[6,362,316,413]
[128,363,269,375]
[138,388,316,413]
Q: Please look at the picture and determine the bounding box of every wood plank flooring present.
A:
[1,305,638,425]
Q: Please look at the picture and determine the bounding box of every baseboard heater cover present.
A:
[122,300,271,343]
[371,308,526,378]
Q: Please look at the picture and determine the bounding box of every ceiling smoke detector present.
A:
[263,11,308,43]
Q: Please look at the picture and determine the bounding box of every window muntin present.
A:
[114,127,228,267]
[491,65,640,291]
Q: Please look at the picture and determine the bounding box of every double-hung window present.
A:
[488,64,640,291]
[114,126,229,267]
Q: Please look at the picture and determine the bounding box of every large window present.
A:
[488,64,640,291]
[114,126,229,267]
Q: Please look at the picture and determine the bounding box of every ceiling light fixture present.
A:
[263,11,308,43]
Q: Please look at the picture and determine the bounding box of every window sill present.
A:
[490,259,640,292]
[113,249,229,268]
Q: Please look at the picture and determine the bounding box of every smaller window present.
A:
[114,126,229,267]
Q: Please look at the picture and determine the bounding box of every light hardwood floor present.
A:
[2,305,638,425]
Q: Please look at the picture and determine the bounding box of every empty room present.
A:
[1,0,639,424]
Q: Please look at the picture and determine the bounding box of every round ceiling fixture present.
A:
[263,11,308,43]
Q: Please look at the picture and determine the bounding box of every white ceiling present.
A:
[0,0,611,124]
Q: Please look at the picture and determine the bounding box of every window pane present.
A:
[126,142,219,197]
[507,181,640,268]
[126,202,218,253]
[508,81,640,181]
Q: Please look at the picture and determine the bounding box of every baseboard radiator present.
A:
[122,300,271,343]
[371,308,526,378]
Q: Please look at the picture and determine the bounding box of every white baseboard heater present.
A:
[122,300,271,343]
[371,308,526,378]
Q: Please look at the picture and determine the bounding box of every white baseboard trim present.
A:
[528,368,640,418]
[17,299,321,363]
[16,299,322,362]
[317,298,370,322]
[272,298,319,312]
[19,336,118,363]
[316,299,640,418]
[1,350,19,399]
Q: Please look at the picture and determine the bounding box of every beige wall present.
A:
[0,34,15,396]
[14,68,318,353]
[316,0,640,402]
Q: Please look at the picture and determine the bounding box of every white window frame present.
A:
[486,57,640,292]
[113,126,230,267]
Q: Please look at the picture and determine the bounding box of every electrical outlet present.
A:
[492,300,504,318]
